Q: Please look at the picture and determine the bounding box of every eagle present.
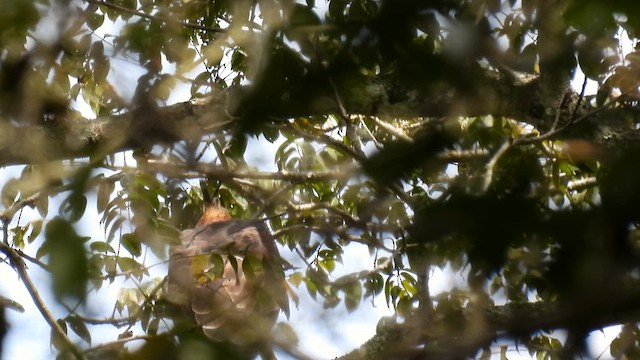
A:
[165,202,292,351]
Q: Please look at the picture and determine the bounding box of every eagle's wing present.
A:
[167,219,290,343]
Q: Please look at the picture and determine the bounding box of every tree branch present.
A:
[142,159,357,183]
[0,67,624,169]
[0,192,41,224]
[85,0,225,33]
[83,332,172,356]
[0,240,86,360]
[338,286,640,360]
[566,177,597,192]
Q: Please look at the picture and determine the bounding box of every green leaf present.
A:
[208,254,225,278]
[66,316,92,344]
[328,0,348,20]
[319,257,335,272]
[118,257,146,279]
[304,270,319,299]
[90,241,114,253]
[242,254,263,279]
[227,255,239,278]
[348,0,378,20]
[364,273,384,296]
[106,217,125,243]
[59,193,87,223]
[120,233,142,257]
[1,178,19,208]
[230,50,247,72]
[35,195,49,218]
[344,281,362,312]
[323,292,341,309]
[11,226,26,249]
[289,271,304,287]
[263,128,280,143]
[147,317,160,335]
[396,294,414,317]
[51,319,68,351]
[87,13,105,30]
[400,272,417,295]
[105,255,117,279]
[290,3,321,27]
[97,179,115,213]
[224,135,248,158]
[140,305,152,331]
[28,220,43,244]
[45,217,89,301]
[384,277,394,308]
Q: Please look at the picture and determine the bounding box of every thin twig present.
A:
[85,0,225,33]
[329,78,349,120]
[331,251,398,287]
[144,159,358,182]
[83,331,178,356]
[570,75,589,124]
[282,122,414,209]
[371,117,414,143]
[273,224,394,252]
[0,239,87,360]
[549,90,570,132]
[479,141,511,193]
[255,183,297,217]
[359,117,384,149]
[273,337,315,360]
[0,295,25,313]
[0,192,41,224]
[15,249,50,271]
[123,278,167,333]
[284,123,366,162]
[294,247,313,268]
[287,202,361,226]
[67,314,134,327]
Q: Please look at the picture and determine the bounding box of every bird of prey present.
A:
[166,201,292,348]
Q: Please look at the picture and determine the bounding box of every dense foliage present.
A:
[4,0,640,359]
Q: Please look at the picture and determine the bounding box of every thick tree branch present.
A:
[338,285,640,360]
[0,69,625,168]
[0,94,231,166]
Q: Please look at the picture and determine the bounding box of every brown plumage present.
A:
[166,203,291,346]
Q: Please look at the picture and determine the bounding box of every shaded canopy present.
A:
[5,1,640,360]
